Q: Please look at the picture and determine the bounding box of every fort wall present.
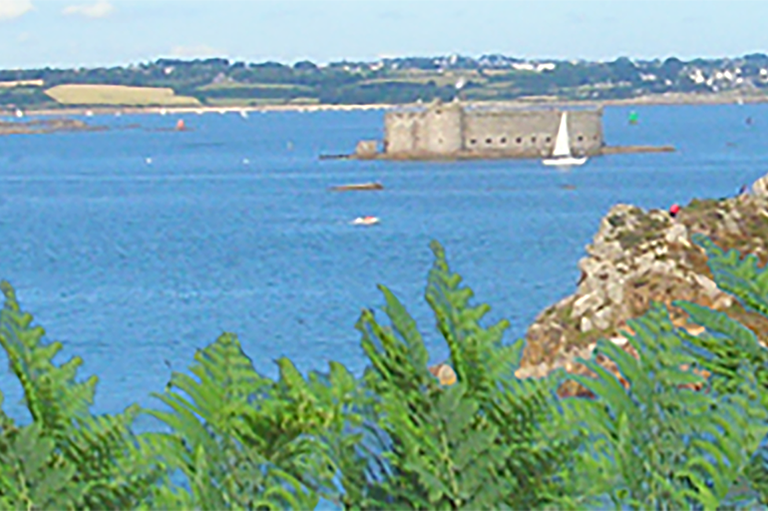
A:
[382,100,604,158]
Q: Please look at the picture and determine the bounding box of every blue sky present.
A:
[2,0,768,68]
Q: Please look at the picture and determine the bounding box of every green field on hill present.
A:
[45,84,200,106]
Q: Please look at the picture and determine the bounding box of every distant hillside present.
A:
[2,53,768,108]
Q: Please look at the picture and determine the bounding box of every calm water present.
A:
[0,104,767,418]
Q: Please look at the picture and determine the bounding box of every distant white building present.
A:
[689,69,706,84]
[511,62,556,72]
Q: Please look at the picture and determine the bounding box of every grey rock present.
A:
[580,316,594,333]
[752,173,768,196]
[665,222,690,246]
[572,291,605,319]
[692,273,722,300]
[592,306,614,331]
[605,278,625,305]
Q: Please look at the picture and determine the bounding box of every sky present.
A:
[2,0,768,69]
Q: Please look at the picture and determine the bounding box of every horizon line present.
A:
[4,50,768,71]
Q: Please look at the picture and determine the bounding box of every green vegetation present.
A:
[2,53,768,108]
[2,237,768,508]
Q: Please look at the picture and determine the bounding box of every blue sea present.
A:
[0,103,766,419]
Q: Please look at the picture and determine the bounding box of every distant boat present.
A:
[159,108,168,116]
[14,109,23,118]
[330,182,384,192]
[351,216,380,226]
[85,110,93,117]
[542,112,588,167]
[240,110,249,119]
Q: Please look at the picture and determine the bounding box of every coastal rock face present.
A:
[520,183,768,393]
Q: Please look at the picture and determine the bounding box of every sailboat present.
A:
[542,112,587,167]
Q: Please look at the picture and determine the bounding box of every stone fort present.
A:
[377,99,604,159]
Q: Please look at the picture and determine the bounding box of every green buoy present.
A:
[628,111,639,125]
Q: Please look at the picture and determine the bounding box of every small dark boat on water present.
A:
[330,182,384,192]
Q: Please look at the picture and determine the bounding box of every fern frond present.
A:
[0,422,80,510]
[0,281,96,438]
[0,282,160,509]
[564,301,766,508]
[692,233,768,316]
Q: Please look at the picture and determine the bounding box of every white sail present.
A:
[551,112,571,157]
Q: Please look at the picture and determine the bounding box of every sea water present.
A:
[0,103,766,419]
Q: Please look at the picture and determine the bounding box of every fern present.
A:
[147,332,338,509]
[0,422,80,511]
[562,303,768,509]
[0,281,160,509]
[355,241,573,509]
[691,233,768,317]
[670,235,768,505]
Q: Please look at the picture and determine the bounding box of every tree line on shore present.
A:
[1,236,768,509]
[3,53,768,109]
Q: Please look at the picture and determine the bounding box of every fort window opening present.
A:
[546,136,552,143]
[515,137,522,144]
[500,137,507,144]
[436,110,442,115]
[531,136,537,143]
[486,138,492,144]
[577,135,584,142]
[470,139,477,145]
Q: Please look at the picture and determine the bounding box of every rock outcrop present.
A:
[0,119,106,135]
[519,177,768,395]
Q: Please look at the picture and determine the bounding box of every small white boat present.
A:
[14,109,24,118]
[240,110,249,119]
[351,216,380,226]
[542,112,588,167]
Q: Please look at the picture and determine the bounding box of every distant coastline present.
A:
[3,92,765,118]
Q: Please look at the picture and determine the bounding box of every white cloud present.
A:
[62,0,114,19]
[170,45,224,58]
[0,0,33,21]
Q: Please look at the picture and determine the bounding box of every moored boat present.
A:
[331,182,384,192]
[351,216,380,226]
